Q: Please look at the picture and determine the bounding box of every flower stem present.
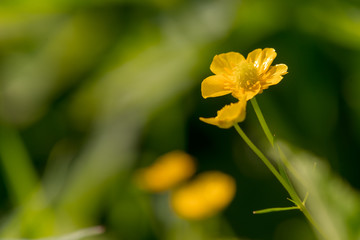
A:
[234,123,327,239]
[233,124,293,196]
[250,98,274,146]
[251,98,305,187]
[247,99,328,240]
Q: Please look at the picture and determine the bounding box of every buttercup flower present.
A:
[201,48,288,101]
[199,99,246,128]
[135,151,196,192]
[170,171,236,220]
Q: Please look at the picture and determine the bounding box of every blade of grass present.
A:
[0,125,38,205]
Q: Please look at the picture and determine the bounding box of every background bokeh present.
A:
[1,0,360,239]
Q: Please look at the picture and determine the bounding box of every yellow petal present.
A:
[247,48,277,74]
[199,100,246,128]
[170,185,211,220]
[198,171,236,210]
[261,64,288,88]
[210,52,245,75]
[135,151,196,192]
[217,101,246,121]
[171,171,236,220]
[199,116,219,127]
[201,75,232,98]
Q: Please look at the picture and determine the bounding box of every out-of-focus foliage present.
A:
[0,0,359,239]
[283,142,360,240]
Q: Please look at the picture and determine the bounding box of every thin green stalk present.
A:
[233,124,327,239]
[233,124,294,197]
[251,98,305,187]
[299,203,328,240]
[276,144,306,187]
[250,98,274,146]
[248,99,328,240]
[250,97,296,187]
[253,206,299,214]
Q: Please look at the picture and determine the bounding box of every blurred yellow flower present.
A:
[199,100,246,128]
[170,171,236,220]
[201,48,288,101]
[135,151,196,192]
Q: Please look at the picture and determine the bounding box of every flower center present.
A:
[236,61,259,89]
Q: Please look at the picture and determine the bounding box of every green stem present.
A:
[251,97,304,186]
[253,206,299,214]
[233,124,294,197]
[276,144,306,187]
[247,99,328,240]
[250,98,274,146]
[250,98,292,183]
[298,203,328,240]
[235,123,327,239]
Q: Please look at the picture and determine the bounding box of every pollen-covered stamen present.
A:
[222,74,239,92]
[234,61,259,89]
[223,81,233,90]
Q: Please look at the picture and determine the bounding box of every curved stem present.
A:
[233,124,294,197]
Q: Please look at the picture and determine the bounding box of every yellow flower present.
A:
[199,100,246,128]
[170,171,236,220]
[135,151,196,192]
[201,48,288,101]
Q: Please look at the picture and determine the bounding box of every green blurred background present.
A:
[0,0,360,239]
